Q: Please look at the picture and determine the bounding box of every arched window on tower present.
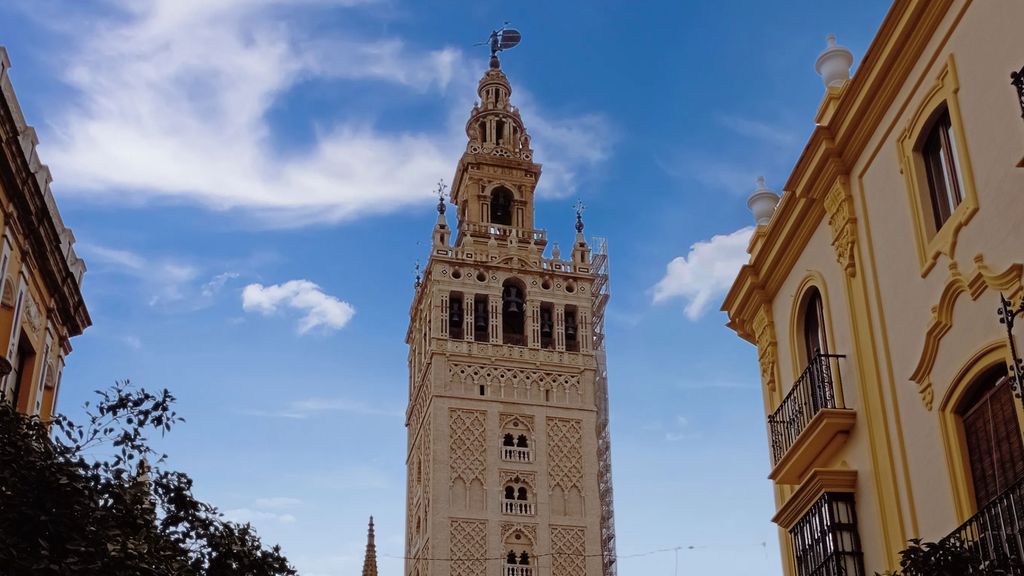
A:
[503,433,515,447]
[502,279,526,346]
[501,478,534,516]
[490,187,514,226]
[504,529,535,576]
[474,295,489,343]
[539,302,554,350]
[449,291,464,340]
[516,434,528,448]
[565,305,579,352]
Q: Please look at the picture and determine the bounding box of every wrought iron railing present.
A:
[943,475,1024,573]
[1012,65,1024,120]
[768,354,845,465]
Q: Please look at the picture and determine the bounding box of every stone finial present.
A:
[362,516,378,576]
[747,176,780,226]
[815,34,854,89]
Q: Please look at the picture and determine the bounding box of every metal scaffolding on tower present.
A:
[590,236,617,576]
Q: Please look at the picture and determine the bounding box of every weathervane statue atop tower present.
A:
[484,23,522,69]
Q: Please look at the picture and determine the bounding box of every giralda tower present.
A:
[404,37,617,576]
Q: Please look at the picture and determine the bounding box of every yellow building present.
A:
[404,41,617,576]
[723,1,1024,574]
[0,48,90,420]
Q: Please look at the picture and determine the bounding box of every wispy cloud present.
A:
[224,495,303,526]
[202,272,240,298]
[34,0,611,226]
[718,114,799,148]
[78,243,199,306]
[78,243,243,309]
[245,396,402,419]
[643,414,701,442]
[652,227,754,320]
[241,280,355,334]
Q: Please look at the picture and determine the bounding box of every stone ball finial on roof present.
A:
[747,176,780,226]
[815,34,854,89]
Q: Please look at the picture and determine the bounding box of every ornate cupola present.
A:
[450,53,543,250]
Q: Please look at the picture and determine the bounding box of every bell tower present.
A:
[405,33,618,576]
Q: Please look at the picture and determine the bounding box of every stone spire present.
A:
[362,516,378,576]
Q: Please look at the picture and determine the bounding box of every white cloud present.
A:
[253,496,303,510]
[652,227,754,320]
[223,508,297,525]
[36,0,611,225]
[242,280,355,334]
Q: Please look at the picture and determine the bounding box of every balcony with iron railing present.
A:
[501,446,533,463]
[767,354,856,485]
[942,475,1024,574]
[501,500,535,516]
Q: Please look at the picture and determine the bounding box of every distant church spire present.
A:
[362,516,378,576]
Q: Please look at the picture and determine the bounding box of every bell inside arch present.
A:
[504,285,523,313]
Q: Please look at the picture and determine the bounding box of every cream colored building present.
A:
[0,48,90,420]
[724,0,1024,574]
[405,51,616,576]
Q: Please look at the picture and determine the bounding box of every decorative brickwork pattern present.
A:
[552,526,586,576]
[547,417,584,490]
[450,409,487,484]
[450,519,487,576]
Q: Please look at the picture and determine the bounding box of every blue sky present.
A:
[0,1,891,574]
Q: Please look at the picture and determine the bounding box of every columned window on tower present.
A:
[449,292,464,340]
[490,187,514,226]
[565,305,579,353]
[504,528,535,576]
[501,477,534,516]
[473,295,489,342]
[502,279,526,346]
[539,302,554,350]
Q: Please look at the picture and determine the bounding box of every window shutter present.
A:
[964,377,1024,507]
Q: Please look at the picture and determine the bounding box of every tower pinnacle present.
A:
[362,516,378,576]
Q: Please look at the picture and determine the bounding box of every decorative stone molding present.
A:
[500,413,535,432]
[551,526,586,576]
[910,255,1023,410]
[449,519,487,576]
[499,470,536,490]
[500,522,537,545]
[896,54,978,277]
[547,417,584,491]
[449,409,487,484]
[824,176,857,277]
[752,303,778,391]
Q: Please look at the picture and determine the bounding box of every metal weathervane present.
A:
[477,23,522,66]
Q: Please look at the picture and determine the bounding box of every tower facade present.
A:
[405,55,616,576]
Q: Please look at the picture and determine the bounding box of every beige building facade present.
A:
[723,1,1024,574]
[0,48,90,420]
[405,53,616,576]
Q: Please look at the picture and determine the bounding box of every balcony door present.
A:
[803,288,828,363]
[961,369,1024,507]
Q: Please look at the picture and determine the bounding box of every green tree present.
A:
[879,537,1023,576]
[0,381,297,576]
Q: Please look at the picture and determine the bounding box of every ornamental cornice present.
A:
[910,255,1023,410]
